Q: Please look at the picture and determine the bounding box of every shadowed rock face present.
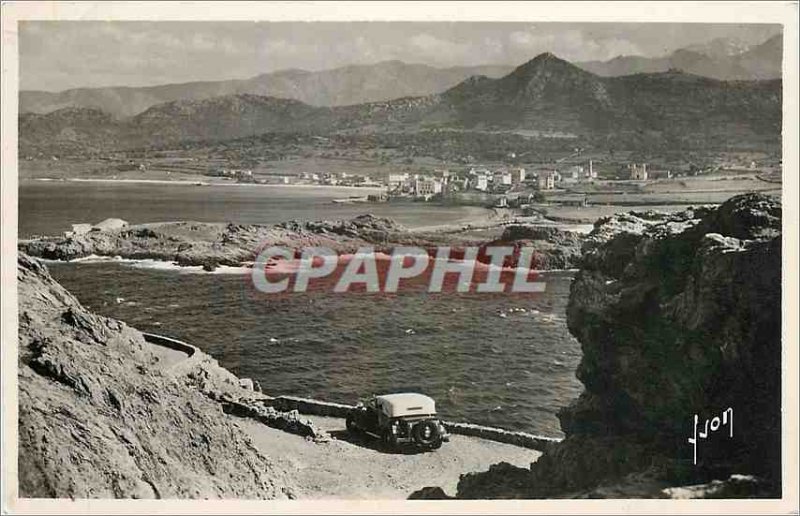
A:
[454,193,782,499]
[17,253,296,499]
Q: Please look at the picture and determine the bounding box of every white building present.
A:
[494,170,513,186]
[629,163,648,180]
[586,160,597,179]
[415,177,443,197]
[387,173,410,189]
[469,166,491,176]
[321,173,339,185]
[511,168,526,184]
[537,171,556,190]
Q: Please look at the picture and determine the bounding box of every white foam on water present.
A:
[44,251,578,279]
[125,260,252,275]
[50,255,252,275]
[126,260,197,272]
[211,265,252,275]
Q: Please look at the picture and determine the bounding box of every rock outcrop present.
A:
[17,253,297,499]
[19,214,587,271]
[489,224,584,270]
[19,219,379,266]
[277,213,406,241]
[454,193,782,498]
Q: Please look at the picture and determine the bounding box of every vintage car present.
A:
[345,393,449,450]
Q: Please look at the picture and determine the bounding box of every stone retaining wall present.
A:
[270,395,561,451]
[142,332,197,357]
[141,342,563,452]
[442,421,561,451]
[221,397,328,441]
[272,395,353,418]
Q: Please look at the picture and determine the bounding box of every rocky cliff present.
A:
[17,253,297,499]
[453,193,782,498]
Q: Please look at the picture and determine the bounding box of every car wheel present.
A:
[412,420,441,447]
[381,429,396,450]
[346,414,359,433]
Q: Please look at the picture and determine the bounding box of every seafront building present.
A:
[628,163,649,180]
[414,177,444,198]
[537,171,556,190]
[387,173,410,190]
[493,170,513,186]
[473,175,489,191]
[587,160,597,179]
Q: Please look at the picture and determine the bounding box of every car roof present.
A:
[374,393,436,417]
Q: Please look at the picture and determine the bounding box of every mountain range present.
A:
[20,35,781,120]
[19,53,782,155]
[576,34,782,81]
[19,62,513,118]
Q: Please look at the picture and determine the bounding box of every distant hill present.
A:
[577,34,782,81]
[19,53,781,155]
[735,34,784,80]
[332,53,781,141]
[19,61,514,117]
[19,107,126,154]
[683,36,757,59]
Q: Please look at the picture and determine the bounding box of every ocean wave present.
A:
[126,260,251,275]
[46,254,252,275]
[39,254,132,264]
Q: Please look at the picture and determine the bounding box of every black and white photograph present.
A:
[1,2,797,513]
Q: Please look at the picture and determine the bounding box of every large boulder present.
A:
[92,218,129,232]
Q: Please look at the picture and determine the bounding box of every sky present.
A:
[19,21,782,91]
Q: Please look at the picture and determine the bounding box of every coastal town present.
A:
[204,156,778,192]
[21,150,781,222]
[181,153,782,214]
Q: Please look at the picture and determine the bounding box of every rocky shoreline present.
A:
[19,214,588,271]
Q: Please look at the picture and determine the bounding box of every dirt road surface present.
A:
[240,415,541,499]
